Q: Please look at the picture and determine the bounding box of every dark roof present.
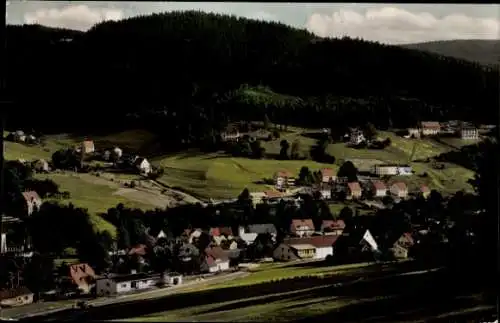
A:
[0,287,32,301]
[110,273,159,283]
[284,235,339,248]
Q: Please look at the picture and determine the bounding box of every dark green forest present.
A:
[5,11,498,150]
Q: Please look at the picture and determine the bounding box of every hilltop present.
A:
[402,39,500,67]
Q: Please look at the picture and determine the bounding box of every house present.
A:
[113,147,123,159]
[420,121,441,136]
[321,219,346,235]
[370,181,387,198]
[290,219,315,237]
[82,140,95,154]
[372,164,399,176]
[210,227,233,238]
[205,246,230,273]
[64,263,96,294]
[161,272,183,286]
[386,232,415,259]
[420,185,431,199]
[460,126,479,140]
[95,273,159,296]
[397,165,413,176]
[273,235,340,261]
[250,192,266,205]
[349,128,365,145]
[33,159,49,173]
[22,191,42,216]
[0,287,34,307]
[264,190,284,201]
[134,157,152,175]
[13,130,26,142]
[407,128,421,139]
[220,125,241,142]
[273,171,292,189]
[313,184,333,200]
[320,168,336,183]
[390,182,408,199]
[333,229,379,261]
[238,224,277,245]
[347,182,362,200]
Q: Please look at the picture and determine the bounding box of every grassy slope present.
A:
[4,130,160,236]
[153,129,475,200]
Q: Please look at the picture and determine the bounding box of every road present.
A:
[2,271,248,320]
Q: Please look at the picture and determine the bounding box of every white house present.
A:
[250,192,266,205]
[208,258,230,273]
[390,182,408,199]
[134,157,152,175]
[290,219,315,237]
[397,166,413,176]
[371,181,387,198]
[320,168,336,183]
[372,164,399,176]
[273,235,339,261]
[113,147,123,159]
[460,127,479,140]
[421,121,441,136]
[238,224,277,245]
[407,128,421,138]
[95,273,159,296]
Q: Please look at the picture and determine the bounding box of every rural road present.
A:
[4,271,248,321]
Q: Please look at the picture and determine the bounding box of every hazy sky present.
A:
[6,2,500,44]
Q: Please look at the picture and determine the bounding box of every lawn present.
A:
[35,173,155,237]
[154,153,339,200]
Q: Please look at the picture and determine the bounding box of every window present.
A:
[131,281,138,289]
[24,296,29,300]
[121,283,127,288]
[106,282,110,287]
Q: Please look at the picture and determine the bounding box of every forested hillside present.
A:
[403,39,500,67]
[5,11,498,151]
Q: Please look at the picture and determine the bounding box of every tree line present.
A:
[5,11,498,152]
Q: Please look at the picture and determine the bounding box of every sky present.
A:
[6,2,500,44]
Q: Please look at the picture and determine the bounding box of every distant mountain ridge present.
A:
[402,39,499,67]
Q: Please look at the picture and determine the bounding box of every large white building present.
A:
[460,127,479,140]
[273,235,339,261]
[95,273,159,296]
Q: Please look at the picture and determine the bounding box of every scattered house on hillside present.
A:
[205,246,230,273]
[372,164,399,176]
[134,157,152,175]
[460,126,479,140]
[273,235,339,261]
[221,126,241,142]
[0,287,34,308]
[60,263,96,294]
[33,159,50,173]
[407,127,421,139]
[370,181,387,198]
[22,191,42,216]
[320,168,336,183]
[14,130,26,142]
[290,219,315,237]
[95,273,159,296]
[321,219,346,235]
[390,182,408,199]
[349,128,365,145]
[397,165,413,176]
[238,224,277,245]
[82,140,95,154]
[346,182,362,200]
[420,185,431,199]
[420,121,441,136]
[273,171,293,190]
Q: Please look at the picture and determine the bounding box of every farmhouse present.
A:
[407,127,421,139]
[273,235,339,261]
[82,140,95,154]
[320,168,336,183]
[290,219,315,237]
[161,273,183,286]
[321,219,346,235]
[33,159,49,173]
[273,171,293,189]
[0,287,34,308]
[346,182,362,200]
[390,182,408,199]
[205,246,230,273]
[370,181,387,198]
[420,121,441,136]
[22,191,42,216]
[460,126,479,140]
[95,273,159,296]
[134,157,152,175]
[372,164,399,176]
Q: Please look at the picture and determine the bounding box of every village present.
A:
[0,119,490,314]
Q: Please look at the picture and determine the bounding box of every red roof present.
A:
[322,219,346,230]
[205,246,228,261]
[210,227,233,237]
[128,244,147,256]
[284,235,340,248]
[275,170,292,178]
[290,219,314,233]
[22,191,41,203]
[392,182,407,191]
[347,182,362,192]
[372,181,386,191]
[321,168,335,177]
[421,121,441,129]
[68,263,96,287]
[265,190,283,198]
